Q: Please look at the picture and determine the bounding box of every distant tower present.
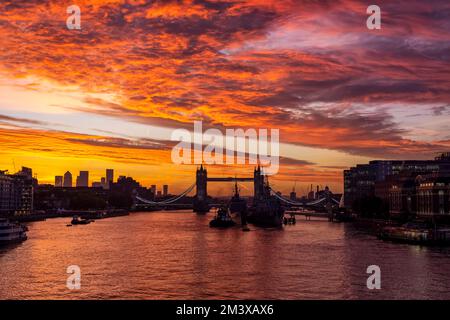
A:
[55,176,63,187]
[308,184,314,200]
[106,169,114,189]
[63,171,72,187]
[163,184,168,197]
[76,171,89,187]
[290,183,297,201]
[150,185,156,199]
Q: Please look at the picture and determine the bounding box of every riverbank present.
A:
[9,209,129,223]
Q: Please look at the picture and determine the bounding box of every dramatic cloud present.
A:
[1,0,450,192]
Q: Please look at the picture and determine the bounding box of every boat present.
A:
[229,181,247,214]
[247,197,284,228]
[378,222,450,245]
[247,175,285,228]
[70,215,92,225]
[228,181,248,226]
[209,206,236,228]
[0,218,28,245]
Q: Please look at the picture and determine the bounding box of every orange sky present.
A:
[1,0,450,196]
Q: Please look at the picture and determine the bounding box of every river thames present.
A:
[1,211,449,299]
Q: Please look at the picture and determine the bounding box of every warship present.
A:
[247,166,285,228]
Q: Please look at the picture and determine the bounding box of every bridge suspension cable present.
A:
[269,187,339,206]
[135,183,196,205]
[269,188,307,206]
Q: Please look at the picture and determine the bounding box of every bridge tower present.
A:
[253,165,265,203]
[193,165,209,213]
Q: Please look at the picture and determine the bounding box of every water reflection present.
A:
[0,211,449,299]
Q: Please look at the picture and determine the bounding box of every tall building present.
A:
[55,176,63,187]
[0,167,33,216]
[63,171,72,187]
[307,184,315,200]
[163,184,168,197]
[0,170,14,216]
[150,185,156,199]
[106,169,114,189]
[76,171,89,187]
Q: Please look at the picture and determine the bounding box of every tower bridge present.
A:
[134,165,339,213]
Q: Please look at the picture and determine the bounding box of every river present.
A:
[1,211,449,299]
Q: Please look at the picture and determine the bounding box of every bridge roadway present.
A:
[206,177,253,182]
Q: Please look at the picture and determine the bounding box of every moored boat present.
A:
[247,199,284,228]
[247,167,285,228]
[378,222,450,245]
[0,218,28,245]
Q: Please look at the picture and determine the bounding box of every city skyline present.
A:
[1,1,450,195]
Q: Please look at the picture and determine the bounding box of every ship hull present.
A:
[0,235,27,246]
[247,208,283,228]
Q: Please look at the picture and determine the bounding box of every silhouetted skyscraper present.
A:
[76,171,89,187]
[106,169,114,189]
[163,185,168,196]
[150,185,156,199]
[63,171,72,187]
[55,176,63,187]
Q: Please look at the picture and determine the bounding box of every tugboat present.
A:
[209,206,236,228]
[70,215,92,225]
[247,167,285,228]
[0,218,28,245]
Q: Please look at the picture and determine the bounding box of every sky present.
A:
[1,0,450,196]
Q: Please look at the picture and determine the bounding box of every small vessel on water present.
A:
[209,206,236,228]
[0,218,28,245]
[70,215,92,225]
[378,222,450,245]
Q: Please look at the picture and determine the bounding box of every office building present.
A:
[163,184,168,197]
[55,176,63,187]
[0,167,34,216]
[63,171,72,188]
[106,169,114,189]
[344,152,450,209]
[76,171,89,187]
